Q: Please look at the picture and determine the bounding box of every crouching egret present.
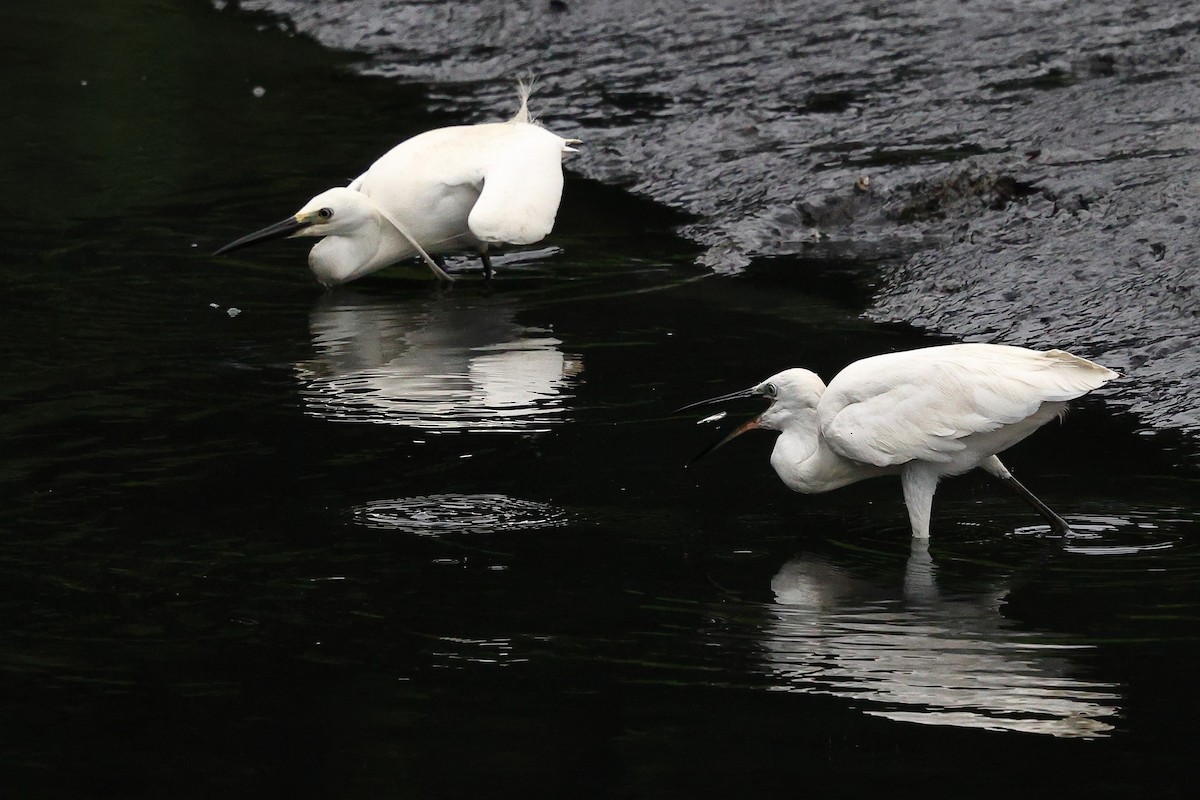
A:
[677,344,1119,539]
[215,82,579,285]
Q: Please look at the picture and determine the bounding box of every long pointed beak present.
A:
[690,415,761,464]
[214,215,312,255]
[673,386,761,415]
[674,384,765,465]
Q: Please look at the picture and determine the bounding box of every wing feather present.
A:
[467,127,567,245]
[820,344,1116,467]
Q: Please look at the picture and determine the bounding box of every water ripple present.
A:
[353,493,570,536]
[1008,509,1193,556]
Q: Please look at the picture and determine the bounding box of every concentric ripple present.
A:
[353,493,570,536]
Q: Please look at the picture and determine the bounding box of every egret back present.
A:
[819,344,1117,470]
[350,125,487,255]
[350,121,571,253]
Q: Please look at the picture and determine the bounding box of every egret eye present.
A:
[317,207,334,220]
[763,383,778,398]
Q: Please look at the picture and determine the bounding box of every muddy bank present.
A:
[223,0,1200,437]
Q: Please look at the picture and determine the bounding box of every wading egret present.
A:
[678,344,1118,539]
[215,82,579,285]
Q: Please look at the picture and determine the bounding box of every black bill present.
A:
[214,215,311,256]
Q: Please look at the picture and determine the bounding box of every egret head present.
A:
[754,368,826,432]
[294,188,377,237]
[676,367,826,461]
[214,187,376,255]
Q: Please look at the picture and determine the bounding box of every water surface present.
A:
[1,2,1198,798]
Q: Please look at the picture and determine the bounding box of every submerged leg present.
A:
[980,455,1072,535]
[480,251,494,280]
[903,537,938,603]
[900,464,940,539]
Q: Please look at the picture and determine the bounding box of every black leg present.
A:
[480,252,494,280]
[433,254,448,272]
[998,473,1073,535]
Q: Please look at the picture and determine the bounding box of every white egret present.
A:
[678,344,1118,539]
[215,82,579,285]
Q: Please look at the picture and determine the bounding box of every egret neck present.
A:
[308,210,385,286]
[769,408,896,494]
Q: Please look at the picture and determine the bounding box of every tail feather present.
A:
[1044,349,1121,386]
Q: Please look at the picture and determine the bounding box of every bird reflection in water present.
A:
[295,290,582,432]
[763,540,1120,738]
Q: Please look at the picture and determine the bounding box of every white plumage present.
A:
[216,83,578,285]
[680,344,1118,539]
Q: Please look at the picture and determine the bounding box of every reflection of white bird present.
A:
[763,542,1120,737]
[215,82,579,285]
[679,344,1118,539]
[297,291,581,432]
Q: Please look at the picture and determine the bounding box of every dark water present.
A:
[2,2,1199,798]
